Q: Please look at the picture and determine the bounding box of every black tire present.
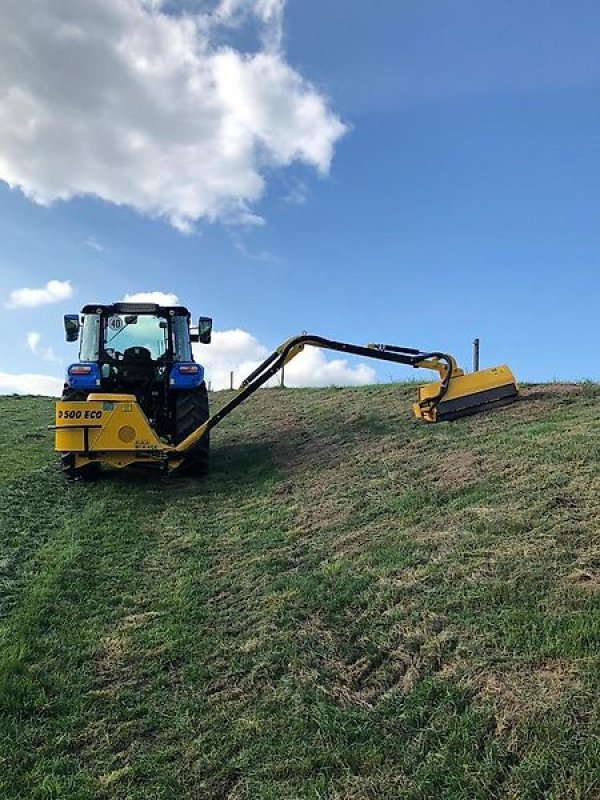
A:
[59,386,101,481]
[174,383,210,474]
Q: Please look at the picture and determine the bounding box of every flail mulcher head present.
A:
[406,351,518,422]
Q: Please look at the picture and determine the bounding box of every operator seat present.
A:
[121,346,155,383]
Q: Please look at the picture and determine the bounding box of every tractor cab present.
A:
[64,303,212,391]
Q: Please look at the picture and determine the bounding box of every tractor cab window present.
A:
[172,315,193,362]
[103,314,168,361]
[79,313,101,361]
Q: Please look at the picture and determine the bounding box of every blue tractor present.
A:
[61,300,212,478]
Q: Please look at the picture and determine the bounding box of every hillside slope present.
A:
[1,384,599,799]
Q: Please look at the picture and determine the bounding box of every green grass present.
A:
[1,383,600,799]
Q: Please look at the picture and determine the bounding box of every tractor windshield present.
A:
[103,314,168,361]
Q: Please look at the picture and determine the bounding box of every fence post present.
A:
[280,364,285,388]
[230,371,234,390]
[472,338,480,372]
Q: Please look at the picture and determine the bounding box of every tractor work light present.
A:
[115,302,159,313]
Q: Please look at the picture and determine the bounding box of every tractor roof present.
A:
[81,303,191,316]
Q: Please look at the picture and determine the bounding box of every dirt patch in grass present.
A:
[566,569,600,589]
[302,607,461,710]
[94,611,166,693]
[323,626,460,708]
[525,384,584,397]
[473,661,582,737]
[120,610,164,629]
[426,448,505,491]
[97,635,127,670]
[483,384,587,424]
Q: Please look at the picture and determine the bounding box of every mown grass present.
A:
[0,384,599,799]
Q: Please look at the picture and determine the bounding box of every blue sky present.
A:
[1,0,600,392]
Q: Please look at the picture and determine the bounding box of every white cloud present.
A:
[123,291,180,305]
[0,371,63,396]
[194,329,377,389]
[284,178,308,205]
[231,233,276,261]
[0,0,346,230]
[6,279,73,308]
[215,0,285,51]
[283,346,377,388]
[26,330,60,362]
[84,237,106,252]
[197,328,268,388]
[26,331,41,353]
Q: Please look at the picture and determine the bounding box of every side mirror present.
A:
[64,314,80,342]
[197,316,212,344]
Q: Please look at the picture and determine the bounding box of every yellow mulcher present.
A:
[53,301,518,478]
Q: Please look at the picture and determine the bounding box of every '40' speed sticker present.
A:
[108,316,123,330]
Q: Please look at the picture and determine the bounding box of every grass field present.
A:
[1,383,600,799]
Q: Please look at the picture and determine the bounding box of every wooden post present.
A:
[280,364,285,388]
[230,371,234,390]
[472,338,480,372]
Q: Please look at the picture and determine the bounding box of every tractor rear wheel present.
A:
[59,386,101,481]
[174,382,210,474]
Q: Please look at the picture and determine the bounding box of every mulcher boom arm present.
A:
[175,335,461,455]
